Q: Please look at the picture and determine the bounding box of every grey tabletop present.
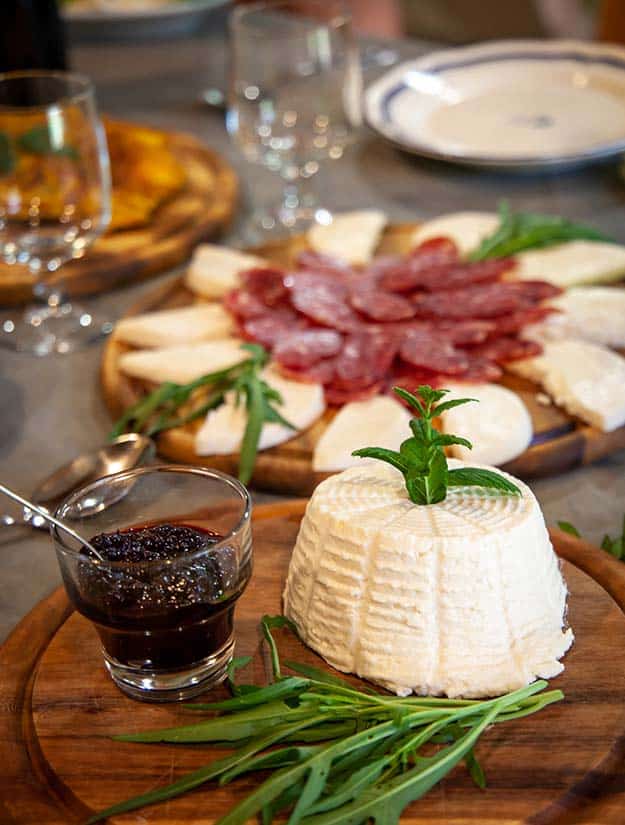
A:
[1,16,625,642]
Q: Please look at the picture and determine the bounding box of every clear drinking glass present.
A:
[0,71,112,355]
[53,466,253,703]
[227,0,362,240]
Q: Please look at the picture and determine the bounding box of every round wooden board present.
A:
[0,121,238,306]
[1,504,625,824]
[101,223,625,495]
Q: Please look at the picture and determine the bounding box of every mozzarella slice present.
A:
[312,396,411,472]
[508,339,625,432]
[511,241,625,288]
[114,304,234,349]
[524,286,625,349]
[440,383,532,466]
[195,367,325,455]
[307,210,387,265]
[411,211,499,257]
[185,244,266,299]
[118,338,245,385]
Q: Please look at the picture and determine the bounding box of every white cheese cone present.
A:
[284,459,573,698]
[114,304,234,348]
[185,244,266,299]
[307,210,387,265]
[118,338,245,385]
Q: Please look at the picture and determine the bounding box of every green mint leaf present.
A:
[351,447,408,473]
[447,467,521,496]
[557,521,581,538]
[399,438,429,472]
[393,386,427,417]
[431,397,478,417]
[432,433,473,450]
[424,448,448,504]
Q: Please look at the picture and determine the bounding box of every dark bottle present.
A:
[0,1,68,73]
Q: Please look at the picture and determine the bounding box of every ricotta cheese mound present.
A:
[283,459,573,699]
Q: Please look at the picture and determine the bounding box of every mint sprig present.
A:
[110,343,294,485]
[469,201,612,261]
[352,385,520,505]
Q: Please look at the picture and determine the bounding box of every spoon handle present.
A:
[0,483,104,561]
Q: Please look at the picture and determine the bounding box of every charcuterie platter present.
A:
[0,119,237,306]
[1,503,625,824]
[102,208,625,495]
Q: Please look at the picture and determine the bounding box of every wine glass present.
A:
[227,0,362,240]
[0,71,112,356]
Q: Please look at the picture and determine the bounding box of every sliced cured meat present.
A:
[377,237,459,293]
[224,288,269,320]
[333,330,398,390]
[419,257,515,292]
[491,305,556,336]
[288,273,360,332]
[389,368,440,397]
[296,249,355,279]
[435,320,496,345]
[411,236,459,259]
[399,328,470,375]
[460,355,503,383]
[350,289,416,322]
[273,329,343,369]
[471,336,543,364]
[242,310,301,348]
[412,281,557,319]
[278,358,337,385]
[240,266,288,306]
[324,381,384,406]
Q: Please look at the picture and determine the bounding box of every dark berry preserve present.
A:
[65,523,252,673]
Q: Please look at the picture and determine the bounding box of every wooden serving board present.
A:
[1,502,625,824]
[101,223,625,495]
[0,121,238,306]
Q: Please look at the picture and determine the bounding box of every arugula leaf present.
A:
[470,201,612,261]
[352,385,519,505]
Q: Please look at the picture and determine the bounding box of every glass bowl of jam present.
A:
[52,465,252,702]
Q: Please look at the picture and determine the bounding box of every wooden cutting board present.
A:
[1,502,625,824]
[101,223,625,495]
[0,121,238,306]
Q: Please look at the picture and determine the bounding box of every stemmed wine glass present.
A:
[0,71,112,355]
[227,0,362,240]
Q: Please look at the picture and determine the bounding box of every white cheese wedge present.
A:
[411,211,499,257]
[283,459,573,698]
[440,383,532,466]
[511,241,625,288]
[508,339,625,432]
[195,366,325,455]
[307,210,387,265]
[524,286,625,349]
[312,396,411,473]
[185,244,266,299]
[114,304,234,349]
[118,338,245,385]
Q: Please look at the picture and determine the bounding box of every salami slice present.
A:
[288,274,360,332]
[461,355,503,382]
[419,257,515,292]
[278,358,337,385]
[411,236,459,259]
[435,320,496,345]
[412,281,547,319]
[350,289,416,322]
[240,267,288,306]
[224,288,270,320]
[242,310,302,348]
[325,381,384,406]
[399,329,469,375]
[274,329,343,369]
[491,305,556,336]
[296,249,355,279]
[333,330,398,390]
[471,336,542,364]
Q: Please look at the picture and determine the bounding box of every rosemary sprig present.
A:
[352,385,520,505]
[469,201,613,261]
[110,343,294,484]
[88,616,563,825]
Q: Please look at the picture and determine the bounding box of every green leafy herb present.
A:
[88,616,563,825]
[0,131,15,175]
[469,201,613,261]
[559,514,625,561]
[17,124,79,159]
[110,343,294,485]
[352,385,520,505]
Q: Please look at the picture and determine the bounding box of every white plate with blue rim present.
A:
[364,39,625,172]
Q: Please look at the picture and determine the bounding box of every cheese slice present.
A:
[118,338,245,385]
[508,339,625,432]
[114,304,234,349]
[312,396,411,472]
[524,286,625,349]
[441,383,532,466]
[283,459,573,698]
[511,241,625,288]
[185,244,266,299]
[307,210,387,265]
[195,366,325,455]
[411,211,499,257]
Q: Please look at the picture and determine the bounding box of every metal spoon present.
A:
[0,434,155,530]
[0,483,105,560]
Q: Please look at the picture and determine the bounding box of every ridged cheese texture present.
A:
[283,459,573,698]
